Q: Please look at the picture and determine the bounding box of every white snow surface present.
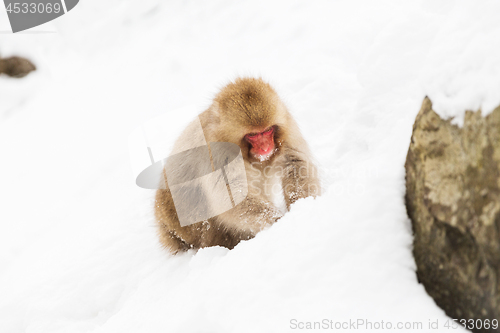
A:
[1,0,498,332]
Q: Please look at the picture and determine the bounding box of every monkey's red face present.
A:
[244,126,275,161]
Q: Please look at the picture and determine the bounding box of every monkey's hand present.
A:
[216,196,283,237]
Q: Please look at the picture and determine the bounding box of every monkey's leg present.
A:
[155,189,243,252]
[155,189,203,252]
[157,226,192,254]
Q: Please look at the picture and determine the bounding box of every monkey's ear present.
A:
[201,101,221,128]
[208,101,223,125]
[210,101,221,115]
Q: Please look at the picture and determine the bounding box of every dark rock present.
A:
[0,56,36,78]
[406,97,500,333]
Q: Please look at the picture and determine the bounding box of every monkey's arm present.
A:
[280,147,321,208]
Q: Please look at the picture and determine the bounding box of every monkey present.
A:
[155,77,321,253]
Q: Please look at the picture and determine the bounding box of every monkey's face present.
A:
[244,126,276,161]
[211,77,288,162]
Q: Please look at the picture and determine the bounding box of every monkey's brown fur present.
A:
[155,78,320,253]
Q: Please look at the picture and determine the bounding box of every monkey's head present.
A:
[211,77,289,162]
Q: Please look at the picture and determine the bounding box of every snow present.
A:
[1,0,498,332]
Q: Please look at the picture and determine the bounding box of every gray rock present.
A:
[406,97,500,333]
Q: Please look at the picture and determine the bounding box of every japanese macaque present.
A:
[155,77,320,253]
